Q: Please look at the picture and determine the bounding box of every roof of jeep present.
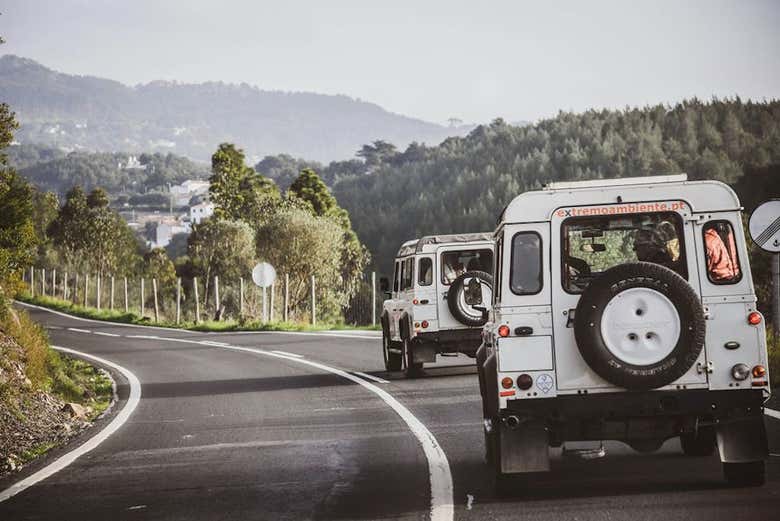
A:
[500,174,741,225]
[396,233,494,257]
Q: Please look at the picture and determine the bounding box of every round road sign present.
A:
[749,200,780,253]
[252,262,277,288]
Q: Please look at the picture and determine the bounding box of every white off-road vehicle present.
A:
[476,174,770,487]
[380,234,494,376]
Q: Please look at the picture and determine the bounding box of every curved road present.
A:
[1,304,778,520]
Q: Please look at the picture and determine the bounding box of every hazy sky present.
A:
[1,0,778,125]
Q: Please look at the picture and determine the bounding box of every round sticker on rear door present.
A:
[537,374,554,394]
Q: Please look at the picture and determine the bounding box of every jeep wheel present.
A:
[723,460,765,487]
[402,338,423,377]
[447,270,494,327]
[680,426,716,457]
[382,330,402,372]
[574,262,705,390]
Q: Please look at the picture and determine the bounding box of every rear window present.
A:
[561,212,687,293]
[441,249,493,285]
[418,258,433,286]
[702,221,742,284]
[510,232,542,295]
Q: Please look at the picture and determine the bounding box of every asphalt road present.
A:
[1,304,779,521]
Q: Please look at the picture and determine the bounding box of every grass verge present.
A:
[16,293,380,333]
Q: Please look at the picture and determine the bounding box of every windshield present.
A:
[440,249,493,285]
[562,211,687,292]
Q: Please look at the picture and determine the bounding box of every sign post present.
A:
[252,262,277,323]
[748,199,780,350]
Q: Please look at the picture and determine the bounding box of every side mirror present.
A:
[464,277,483,306]
[379,277,389,292]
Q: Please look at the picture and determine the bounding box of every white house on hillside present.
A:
[190,202,215,225]
[170,180,210,207]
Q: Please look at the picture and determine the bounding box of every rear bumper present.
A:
[416,328,482,355]
[504,389,765,421]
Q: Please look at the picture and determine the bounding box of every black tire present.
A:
[628,439,664,453]
[447,270,494,327]
[574,262,705,390]
[680,426,716,457]
[723,460,765,487]
[402,337,423,377]
[382,329,402,372]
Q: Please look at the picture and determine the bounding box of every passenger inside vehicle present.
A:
[703,221,741,282]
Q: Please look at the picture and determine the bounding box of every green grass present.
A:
[19,442,57,464]
[17,293,380,333]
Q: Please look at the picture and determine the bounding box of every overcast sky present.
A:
[1,0,778,125]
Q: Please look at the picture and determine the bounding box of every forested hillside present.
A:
[332,99,780,273]
[0,54,468,162]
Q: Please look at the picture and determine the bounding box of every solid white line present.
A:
[270,350,304,358]
[125,335,160,340]
[352,371,390,384]
[765,407,780,420]
[67,327,91,334]
[219,345,453,521]
[93,332,120,337]
[0,346,141,503]
[15,300,199,334]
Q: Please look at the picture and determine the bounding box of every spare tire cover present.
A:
[574,262,705,390]
[447,271,494,327]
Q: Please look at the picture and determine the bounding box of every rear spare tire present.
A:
[574,262,705,390]
[447,271,494,327]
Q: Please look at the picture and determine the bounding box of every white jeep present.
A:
[380,234,494,376]
[476,174,770,488]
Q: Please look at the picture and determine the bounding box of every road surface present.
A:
[1,304,778,520]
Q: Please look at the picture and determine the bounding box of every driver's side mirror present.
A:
[379,277,389,293]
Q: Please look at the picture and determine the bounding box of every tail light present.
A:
[501,377,514,389]
[731,363,750,381]
[421,320,429,329]
[747,312,762,325]
[517,374,533,390]
[498,325,510,337]
[752,365,766,378]
[413,299,419,305]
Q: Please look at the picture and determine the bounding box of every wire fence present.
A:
[24,267,380,327]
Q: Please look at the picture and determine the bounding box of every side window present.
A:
[393,261,400,292]
[406,258,414,289]
[418,258,433,286]
[702,221,742,284]
[440,249,493,285]
[510,232,542,295]
[494,235,503,304]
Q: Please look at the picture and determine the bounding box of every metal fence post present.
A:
[194,277,200,324]
[152,278,159,322]
[240,277,244,316]
[270,282,275,322]
[140,278,145,316]
[41,268,46,297]
[124,277,129,312]
[74,274,79,304]
[96,274,101,310]
[63,271,69,300]
[84,274,89,307]
[311,275,316,326]
[262,286,267,322]
[772,253,779,351]
[284,274,289,323]
[110,275,115,310]
[52,269,57,300]
[176,277,182,324]
[372,271,376,326]
[30,267,35,297]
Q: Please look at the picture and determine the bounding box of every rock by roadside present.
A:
[0,332,105,477]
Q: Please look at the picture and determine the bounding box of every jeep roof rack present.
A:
[543,174,688,191]
[396,233,494,257]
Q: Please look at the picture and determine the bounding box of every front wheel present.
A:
[383,330,402,371]
[723,460,765,487]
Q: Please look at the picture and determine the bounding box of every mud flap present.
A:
[716,415,768,463]
[499,420,550,473]
[412,341,437,364]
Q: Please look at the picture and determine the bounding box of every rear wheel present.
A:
[723,460,765,487]
[402,337,423,377]
[681,426,716,457]
[382,330,402,372]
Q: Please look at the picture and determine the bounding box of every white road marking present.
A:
[200,340,231,347]
[127,505,147,511]
[0,346,141,503]
[221,345,454,521]
[125,335,160,340]
[67,327,92,333]
[466,494,475,510]
[93,332,120,337]
[765,407,780,420]
[270,350,304,358]
[352,371,390,384]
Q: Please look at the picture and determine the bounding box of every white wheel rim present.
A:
[600,287,681,366]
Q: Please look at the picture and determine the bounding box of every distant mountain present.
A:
[0,54,470,162]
